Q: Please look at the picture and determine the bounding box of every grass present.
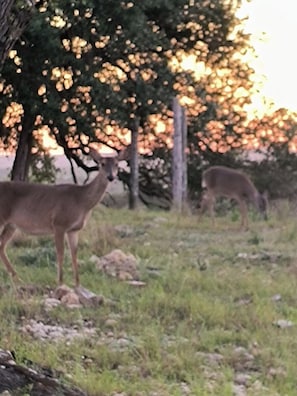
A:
[1,204,297,395]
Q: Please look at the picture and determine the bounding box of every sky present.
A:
[239,0,297,113]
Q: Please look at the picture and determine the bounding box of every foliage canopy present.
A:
[0,0,254,182]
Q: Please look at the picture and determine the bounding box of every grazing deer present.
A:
[0,147,126,287]
[201,166,268,229]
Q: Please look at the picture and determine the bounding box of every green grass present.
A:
[1,204,297,395]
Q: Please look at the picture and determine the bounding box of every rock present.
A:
[180,381,191,395]
[44,297,61,310]
[95,249,139,280]
[196,352,224,366]
[126,280,146,287]
[153,216,168,224]
[267,366,287,378]
[50,285,105,308]
[114,225,134,237]
[53,284,73,300]
[118,271,134,281]
[271,294,282,302]
[61,292,81,307]
[105,319,118,329]
[21,319,96,342]
[232,384,247,396]
[232,347,255,371]
[274,319,294,329]
[75,286,105,308]
[234,373,251,386]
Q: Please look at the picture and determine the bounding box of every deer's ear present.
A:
[117,146,130,162]
[88,147,102,163]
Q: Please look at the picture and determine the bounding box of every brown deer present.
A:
[0,147,126,287]
[200,166,268,229]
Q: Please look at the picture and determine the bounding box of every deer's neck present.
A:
[83,171,109,210]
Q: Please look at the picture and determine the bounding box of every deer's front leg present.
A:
[67,231,80,288]
[0,224,18,279]
[237,199,248,231]
[54,228,66,285]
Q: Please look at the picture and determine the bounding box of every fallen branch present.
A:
[0,349,86,396]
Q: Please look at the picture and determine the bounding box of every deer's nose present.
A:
[107,175,114,182]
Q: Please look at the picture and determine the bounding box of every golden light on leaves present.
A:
[38,84,46,96]
[8,50,17,59]
[95,36,110,49]
[60,99,68,113]
[62,39,71,51]
[71,36,89,58]
[50,15,66,28]
[2,103,23,128]
[62,36,90,58]
[51,67,73,91]
[170,51,211,79]
[33,126,62,154]
[8,50,21,67]
[179,96,195,107]
[95,62,127,88]
[121,2,134,9]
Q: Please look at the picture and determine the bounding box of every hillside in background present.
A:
[0,154,85,182]
[0,154,127,204]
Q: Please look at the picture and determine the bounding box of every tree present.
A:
[244,108,297,200]
[0,0,254,198]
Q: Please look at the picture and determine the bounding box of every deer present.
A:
[200,165,268,229]
[0,147,126,288]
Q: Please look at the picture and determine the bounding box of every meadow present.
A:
[0,202,297,395]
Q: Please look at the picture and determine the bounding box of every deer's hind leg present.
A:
[204,192,216,227]
[0,224,18,279]
[198,191,216,227]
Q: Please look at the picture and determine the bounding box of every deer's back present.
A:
[0,181,90,234]
[202,166,256,199]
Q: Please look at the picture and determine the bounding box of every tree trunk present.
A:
[181,105,188,203]
[172,98,184,211]
[0,0,37,70]
[129,117,139,209]
[172,98,188,212]
[11,110,33,181]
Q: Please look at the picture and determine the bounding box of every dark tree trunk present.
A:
[0,0,37,71]
[11,110,33,181]
[129,117,139,209]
